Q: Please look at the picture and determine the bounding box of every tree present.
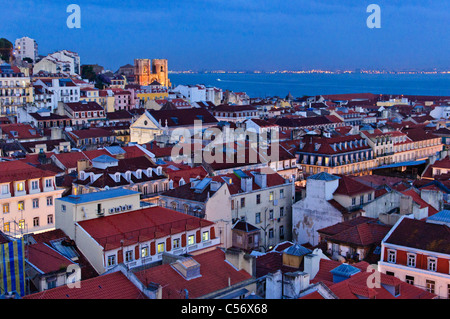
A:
[0,38,13,62]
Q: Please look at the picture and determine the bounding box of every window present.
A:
[107,255,116,266]
[18,219,25,230]
[279,226,284,238]
[32,198,39,208]
[18,201,25,211]
[255,212,261,224]
[269,210,274,220]
[426,280,435,294]
[47,196,53,206]
[405,275,415,285]
[17,182,24,192]
[269,191,274,201]
[386,271,395,276]
[45,179,52,188]
[202,231,209,242]
[280,189,284,199]
[31,180,39,190]
[157,243,165,253]
[173,238,180,249]
[280,207,284,217]
[407,253,416,268]
[141,246,149,258]
[1,185,8,194]
[33,217,39,227]
[188,235,195,246]
[352,197,356,206]
[240,198,245,208]
[268,228,274,238]
[387,249,396,263]
[2,204,9,214]
[3,222,10,233]
[256,194,261,205]
[61,205,66,212]
[47,278,56,289]
[125,250,133,262]
[360,195,364,205]
[47,214,53,224]
[427,258,437,272]
[368,193,372,201]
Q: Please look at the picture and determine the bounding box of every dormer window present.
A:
[407,253,416,268]
[427,257,437,272]
[115,173,121,182]
[387,249,396,263]
[156,166,162,175]
[45,179,52,188]
[17,182,24,192]
[136,169,142,179]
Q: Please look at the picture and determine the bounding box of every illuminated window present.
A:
[3,222,10,232]
[269,191,274,201]
[18,219,25,229]
[202,231,209,242]
[157,243,165,253]
[188,235,195,246]
[2,204,9,214]
[18,201,25,211]
[141,245,149,258]
[17,182,24,192]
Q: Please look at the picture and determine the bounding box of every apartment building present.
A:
[0,63,33,116]
[0,161,64,237]
[295,135,376,176]
[378,214,450,299]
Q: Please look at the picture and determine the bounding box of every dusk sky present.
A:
[1,0,449,72]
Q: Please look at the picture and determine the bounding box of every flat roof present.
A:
[57,188,139,204]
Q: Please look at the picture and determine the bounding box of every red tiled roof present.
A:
[334,176,375,197]
[68,128,115,140]
[384,217,450,255]
[27,243,75,273]
[0,160,56,183]
[134,248,252,299]
[77,206,214,250]
[0,123,43,140]
[24,271,147,299]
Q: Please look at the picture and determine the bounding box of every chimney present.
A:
[51,127,62,140]
[241,176,253,192]
[77,159,90,175]
[303,250,322,280]
[254,172,267,188]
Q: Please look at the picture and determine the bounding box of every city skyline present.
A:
[1,0,449,72]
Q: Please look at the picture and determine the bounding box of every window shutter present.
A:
[181,234,186,247]
[196,230,201,243]
[150,242,156,255]
[117,249,123,264]
[135,245,140,260]
[166,238,171,252]
[210,227,215,239]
